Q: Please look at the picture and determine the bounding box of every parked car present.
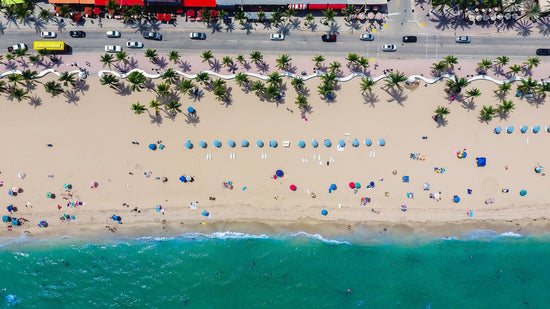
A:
[40,31,56,38]
[190,32,207,40]
[7,43,27,54]
[126,41,143,49]
[105,45,122,53]
[536,48,550,56]
[106,31,121,38]
[321,34,337,42]
[143,31,162,41]
[359,33,374,41]
[382,44,397,52]
[455,36,471,43]
[69,30,86,38]
[402,36,417,43]
[270,33,285,41]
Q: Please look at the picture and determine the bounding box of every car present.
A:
[143,31,162,41]
[126,41,143,49]
[69,30,86,38]
[105,45,122,53]
[456,36,471,43]
[106,31,121,38]
[321,34,337,42]
[40,31,57,38]
[382,44,397,52]
[7,43,27,54]
[536,48,550,56]
[270,33,285,41]
[359,33,374,41]
[402,36,417,43]
[190,32,207,40]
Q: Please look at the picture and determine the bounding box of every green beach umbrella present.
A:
[520,190,527,196]
[46,192,52,199]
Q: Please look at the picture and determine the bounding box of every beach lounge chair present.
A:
[423,183,430,190]
[402,176,409,183]
[283,141,290,147]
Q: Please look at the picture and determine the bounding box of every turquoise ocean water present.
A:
[2,230,550,308]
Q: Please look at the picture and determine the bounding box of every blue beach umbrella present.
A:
[365,139,372,146]
[533,125,540,133]
[179,175,186,182]
[187,106,195,114]
[311,140,319,148]
[352,139,359,147]
[507,126,514,133]
[213,140,221,148]
[521,125,528,133]
[148,143,157,150]
[453,195,460,203]
[321,209,328,216]
[185,140,193,149]
[228,140,236,148]
[2,216,9,222]
[324,139,331,147]
[298,141,305,148]
[270,140,278,148]
[494,126,502,134]
[276,170,284,177]
[202,210,210,217]
[241,140,249,147]
[199,141,207,148]
[256,140,264,147]
[379,139,386,146]
[338,140,345,147]
[12,219,19,226]
[330,184,337,190]
[520,190,527,196]
[8,190,13,196]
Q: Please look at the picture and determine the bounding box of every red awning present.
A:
[328,4,346,9]
[157,13,163,21]
[187,9,194,17]
[288,4,306,10]
[210,10,217,18]
[95,0,107,5]
[163,14,171,21]
[183,0,215,7]
[84,7,93,16]
[308,4,327,10]
[119,0,144,5]
[93,7,101,14]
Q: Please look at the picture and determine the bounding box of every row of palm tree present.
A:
[0,67,77,101]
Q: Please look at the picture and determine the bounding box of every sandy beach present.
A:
[1,53,550,239]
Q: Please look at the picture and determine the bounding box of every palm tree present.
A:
[522,1,541,21]
[524,56,540,70]
[100,74,120,90]
[58,72,76,87]
[517,77,538,94]
[144,49,158,63]
[276,54,292,71]
[116,51,128,64]
[322,8,336,24]
[10,87,29,102]
[131,102,146,115]
[201,50,214,64]
[156,82,170,97]
[178,79,195,94]
[28,54,40,66]
[360,77,376,94]
[39,8,51,21]
[267,72,282,87]
[320,72,338,87]
[44,81,64,97]
[445,76,468,94]
[234,11,246,25]
[234,73,249,88]
[14,48,28,62]
[221,56,233,68]
[431,61,447,75]
[434,106,450,121]
[127,71,146,92]
[507,64,522,76]
[357,57,369,70]
[265,85,280,100]
[195,72,210,85]
[495,82,511,96]
[213,78,226,89]
[213,86,227,101]
[384,71,407,90]
[497,99,515,115]
[166,100,182,115]
[495,56,510,67]
[465,88,481,100]
[20,69,38,86]
[7,73,23,86]
[341,5,357,21]
[0,81,7,94]
[295,94,308,108]
[317,82,334,99]
[168,50,180,64]
[346,53,359,68]
[479,105,496,121]
[256,11,266,23]
[105,0,118,17]
[304,13,315,26]
[100,54,115,69]
[312,55,325,68]
[477,59,493,73]
[443,55,458,70]
[291,77,305,91]
[328,61,341,74]
[162,68,178,85]
[149,99,161,115]
[250,51,263,64]
[250,80,266,96]
[236,54,246,64]
[285,8,296,20]
[270,10,284,26]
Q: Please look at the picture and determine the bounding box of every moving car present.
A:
[190,32,207,40]
[7,43,27,54]
[106,31,121,38]
[143,31,162,41]
[69,30,86,38]
[536,48,550,56]
[402,36,417,43]
[359,33,374,41]
[382,44,397,52]
[456,36,471,43]
[105,45,122,53]
[126,41,143,49]
[321,34,337,42]
[270,33,285,41]
[40,31,57,38]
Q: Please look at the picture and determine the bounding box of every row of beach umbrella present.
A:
[494,125,547,134]
[184,139,386,149]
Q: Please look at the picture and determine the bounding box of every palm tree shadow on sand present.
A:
[526,95,546,108]
[116,83,133,96]
[436,117,448,127]
[149,113,163,125]
[209,58,222,72]
[28,95,42,108]
[185,112,200,126]
[514,19,533,37]
[385,88,407,106]
[363,92,379,107]
[460,98,476,111]
[64,89,80,104]
[155,57,168,69]
[536,17,550,36]
[178,60,192,72]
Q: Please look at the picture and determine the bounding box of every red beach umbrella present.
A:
[349,182,355,189]
[289,184,297,191]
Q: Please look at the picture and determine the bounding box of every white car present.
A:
[126,41,143,48]
[40,31,57,38]
[106,31,121,38]
[105,45,122,53]
[270,33,285,41]
[382,44,397,52]
[359,33,374,41]
[456,36,471,43]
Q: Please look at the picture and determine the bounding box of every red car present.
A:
[321,34,337,42]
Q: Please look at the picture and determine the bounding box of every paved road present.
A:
[1,27,546,61]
